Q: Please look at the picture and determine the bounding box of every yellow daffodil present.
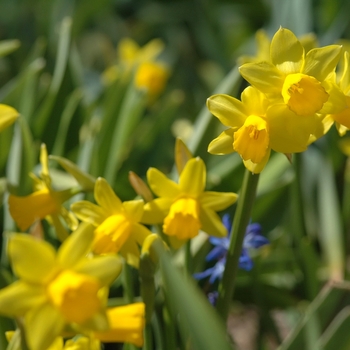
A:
[102,37,165,85]
[0,104,19,132]
[95,303,145,347]
[239,27,346,118]
[142,157,237,241]
[134,61,169,100]
[118,37,165,70]
[207,86,317,173]
[8,144,78,241]
[238,29,317,65]
[17,303,145,350]
[71,177,151,268]
[326,51,350,135]
[0,224,122,350]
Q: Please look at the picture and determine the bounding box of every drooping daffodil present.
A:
[0,224,122,350]
[71,177,151,268]
[141,157,238,241]
[8,144,78,241]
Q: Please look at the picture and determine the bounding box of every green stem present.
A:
[185,240,193,275]
[216,169,260,321]
[123,263,134,304]
[143,324,153,350]
[291,153,318,300]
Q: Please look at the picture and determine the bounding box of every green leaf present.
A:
[49,155,96,191]
[154,240,235,350]
[319,306,350,350]
[0,39,20,58]
[279,281,350,350]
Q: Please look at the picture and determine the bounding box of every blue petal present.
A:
[222,213,232,233]
[208,260,225,284]
[246,223,262,235]
[206,246,227,261]
[207,291,219,306]
[244,232,269,249]
[209,236,228,246]
[193,266,216,280]
[239,250,254,271]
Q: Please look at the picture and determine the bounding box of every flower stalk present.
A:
[216,169,260,321]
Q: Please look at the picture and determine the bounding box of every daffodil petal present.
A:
[94,178,123,214]
[8,190,59,231]
[199,208,227,237]
[59,206,78,231]
[208,129,235,154]
[243,147,271,174]
[239,62,284,96]
[138,38,164,62]
[142,198,173,224]
[75,255,122,286]
[0,281,46,316]
[123,200,144,222]
[332,96,350,128]
[270,27,304,74]
[206,94,246,127]
[0,104,19,132]
[340,52,350,91]
[40,144,50,179]
[50,213,69,242]
[26,303,66,350]
[57,223,95,269]
[199,191,238,211]
[147,168,180,198]
[241,86,270,115]
[303,45,342,81]
[95,303,145,347]
[320,82,347,114]
[9,234,56,284]
[268,104,315,153]
[119,239,141,268]
[131,223,151,245]
[179,158,205,196]
[71,201,107,226]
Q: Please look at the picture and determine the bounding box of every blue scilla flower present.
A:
[194,214,269,284]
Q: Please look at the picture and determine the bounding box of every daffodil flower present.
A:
[324,51,350,136]
[0,104,19,133]
[8,144,78,241]
[0,224,122,350]
[237,29,317,66]
[94,302,145,347]
[134,61,169,101]
[71,177,151,268]
[207,86,316,173]
[40,303,145,349]
[141,157,238,241]
[118,37,165,70]
[239,27,346,118]
[102,37,165,85]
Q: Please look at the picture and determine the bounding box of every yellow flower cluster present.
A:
[102,37,169,102]
[0,129,237,349]
[207,27,350,173]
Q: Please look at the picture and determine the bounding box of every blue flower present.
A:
[194,214,269,284]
